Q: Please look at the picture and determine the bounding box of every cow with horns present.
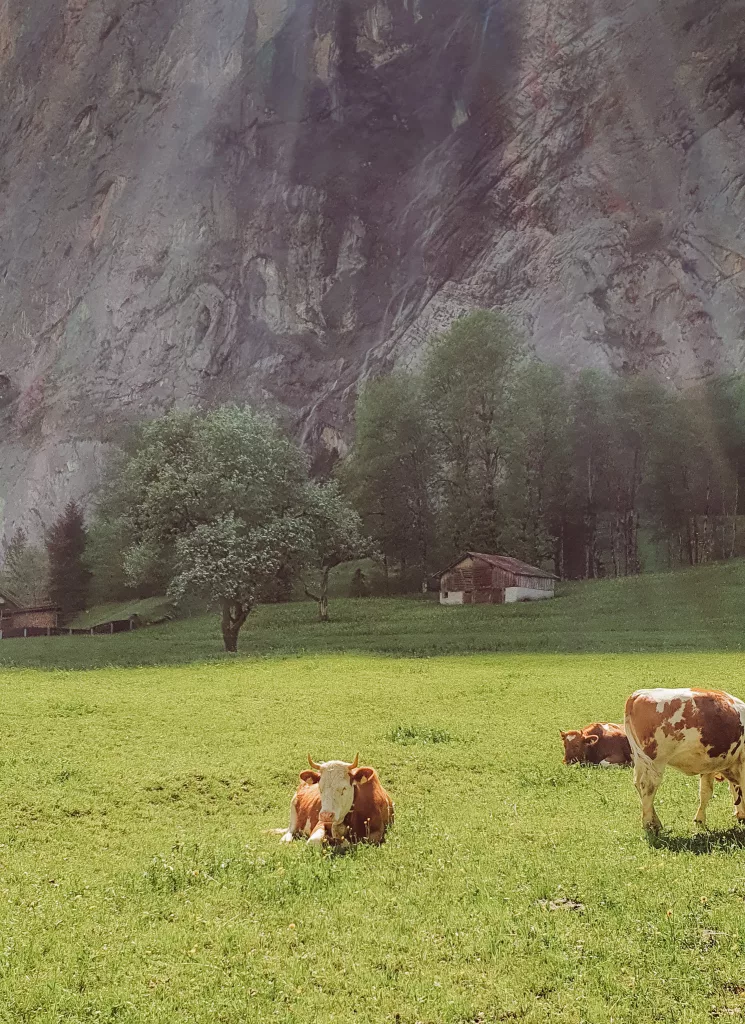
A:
[560,722,632,766]
[625,687,745,831]
[280,754,394,845]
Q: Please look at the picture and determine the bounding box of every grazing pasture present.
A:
[3,558,745,670]
[3,650,745,1022]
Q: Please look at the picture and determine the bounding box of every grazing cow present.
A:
[624,688,745,831]
[280,754,394,846]
[560,723,632,766]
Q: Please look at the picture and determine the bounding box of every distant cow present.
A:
[280,755,394,845]
[560,723,632,766]
[625,688,745,831]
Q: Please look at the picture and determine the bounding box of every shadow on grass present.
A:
[647,826,745,854]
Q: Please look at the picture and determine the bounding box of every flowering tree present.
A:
[112,405,314,652]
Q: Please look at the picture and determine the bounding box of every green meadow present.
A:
[3,564,745,1021]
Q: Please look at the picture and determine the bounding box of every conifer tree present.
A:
[46,501,91,620]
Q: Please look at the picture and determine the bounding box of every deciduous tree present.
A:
[303,481,370,621]
[107,405,315,652]
[340,373,434,588]
[1,527,50,607]
[422,310,523,553]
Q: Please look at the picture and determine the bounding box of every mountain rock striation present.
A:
[1,0,745,534]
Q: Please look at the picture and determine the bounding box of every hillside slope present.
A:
[2,559,745,669]
[2,0,745,534]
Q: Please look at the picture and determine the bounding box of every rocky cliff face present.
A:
[1,0,745,536]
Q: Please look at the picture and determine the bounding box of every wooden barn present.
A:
[0,588,21,625]
[437,552,557,605]
[0,589,60,632]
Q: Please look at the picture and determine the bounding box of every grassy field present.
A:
[2,558,745,670]
[3,563,745,1021]
[3,653,745,1022]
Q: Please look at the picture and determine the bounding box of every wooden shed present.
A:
[0,588,22,625]
[437,552,557,605]
[0,589,59,632]
[9,605,60,630]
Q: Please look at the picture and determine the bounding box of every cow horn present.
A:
[350,752,359,770]
[308,754,322,771]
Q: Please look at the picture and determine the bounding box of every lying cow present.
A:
[625,687,745,831]
[280,754,394,845]
[560,723,632,766]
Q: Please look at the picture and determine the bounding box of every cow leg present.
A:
[695,774,716,826]
[726,768,745,821]
[633,760,664,831]
[307,812,329,846]
[280,798,300,842]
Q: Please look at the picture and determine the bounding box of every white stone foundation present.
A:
[504,587,553,603]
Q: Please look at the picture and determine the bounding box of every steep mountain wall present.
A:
[1,0,745,536]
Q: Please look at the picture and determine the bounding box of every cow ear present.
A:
[559,730,567,738]
[585,734,599,746]
[351,766,375,785]
[299,770,320,784]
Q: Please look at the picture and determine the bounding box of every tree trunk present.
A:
[686,517,695,566]
[732,466,739,559]
[557,520,565,580]
[702,472,711,563]
[610,514,619,578]
[318,566,330,622]
[305,566,332,622]
[221,599,249,653]
[693,514,700,565]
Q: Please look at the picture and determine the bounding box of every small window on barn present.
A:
[444,591,449,598]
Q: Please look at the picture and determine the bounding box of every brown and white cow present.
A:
[560,723,632,766]
[280,755,394,846]
[624,688,745,831]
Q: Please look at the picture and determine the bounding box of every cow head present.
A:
[302,755,375,839]
[560,729,598,764]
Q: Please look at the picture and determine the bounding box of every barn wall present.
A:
[440,591,465,605]
[11,609,58,629]
[504,587,553,603]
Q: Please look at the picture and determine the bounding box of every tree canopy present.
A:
[342,310,745,582]
[98,405,368,650]
[104,406,314,650]
[46,501,92,621]
[303,481,370,620]
[1,528,49,607]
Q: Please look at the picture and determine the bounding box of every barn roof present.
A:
[0,587,23,609]
[438,552,558,581]
[13,604,60,613]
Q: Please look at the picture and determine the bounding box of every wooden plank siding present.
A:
[440,553,555,604]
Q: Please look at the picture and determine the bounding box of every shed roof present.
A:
[0,587,23,609]
[439,552,558,581]
[12,604,60,613]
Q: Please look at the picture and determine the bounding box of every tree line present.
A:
[341,310,745,582]
[4,309,745,650]
[3,408,369,650]
[2,502,92,621]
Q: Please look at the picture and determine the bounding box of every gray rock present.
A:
[1,0,744,536]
